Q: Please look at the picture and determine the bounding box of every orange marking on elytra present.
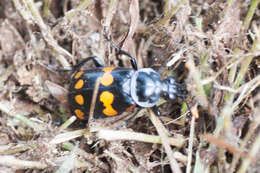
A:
[102,67,116,72]
[74,79,84,89]
[74,109,84,119]
[74,71,83,79]
[100,67,115,86]
[100,91,118,116]
[75,94,84,105]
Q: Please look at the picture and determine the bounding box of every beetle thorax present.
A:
[130,68,163,107]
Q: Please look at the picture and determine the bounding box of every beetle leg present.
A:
[152,106,161,117]
[50,56,105,73]
[151,106,167,124]
[73,56,105,71]
[47,64,72,72]
[104,34,138,70]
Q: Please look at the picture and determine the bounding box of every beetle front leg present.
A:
[152,106,161,117]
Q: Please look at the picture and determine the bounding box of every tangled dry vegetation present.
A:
[0,0,259,173]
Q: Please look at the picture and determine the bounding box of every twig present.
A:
[149,109,182,173]
[0,156,47,169]
[88,77,101,127]
[186,112,195,173]
[96,128,185,147]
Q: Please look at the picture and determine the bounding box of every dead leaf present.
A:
[121,0,140,60]
[45,80,68,106]
[0,20,25,54]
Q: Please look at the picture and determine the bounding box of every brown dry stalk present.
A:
[149,109,182,173]
[200,134,251,159]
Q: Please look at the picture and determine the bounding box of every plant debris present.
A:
[0,0,259,172]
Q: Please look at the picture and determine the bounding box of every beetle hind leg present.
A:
[152,106,161,117]
[104,34,138,70]
[50,56,105,73]
[73,56,105,71]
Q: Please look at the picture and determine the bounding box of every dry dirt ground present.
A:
[0,0,259,173]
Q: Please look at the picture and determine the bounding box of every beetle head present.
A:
[161,77,187,101]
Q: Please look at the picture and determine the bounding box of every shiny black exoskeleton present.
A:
[68,36,187,121]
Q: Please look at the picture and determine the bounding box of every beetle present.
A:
[68,36,187,121]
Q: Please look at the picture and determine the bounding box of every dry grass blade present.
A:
[0,145,31,155]
[186,106,197,173]
[121,0,139,59]
[96,128,185,147]
[59,116,77,130]
[88,77,101,127]
[0,101,44,132]
[186,58,208,108]
[104,0,118,28]
[200,134,250,159]
[13,0,71,67]
[231,107,260,171]
[127,0,139,38]
[149,109,182,173]
[243,0,259,30]
[237,106,260,173]
[0,156,47,169]
[232,75,260,111]
[238,132,260,173]
[214,25,260,137]
[50,129,85,144]
[65,0,92,19]
[153,0,185,28]
[43,0,51,17]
